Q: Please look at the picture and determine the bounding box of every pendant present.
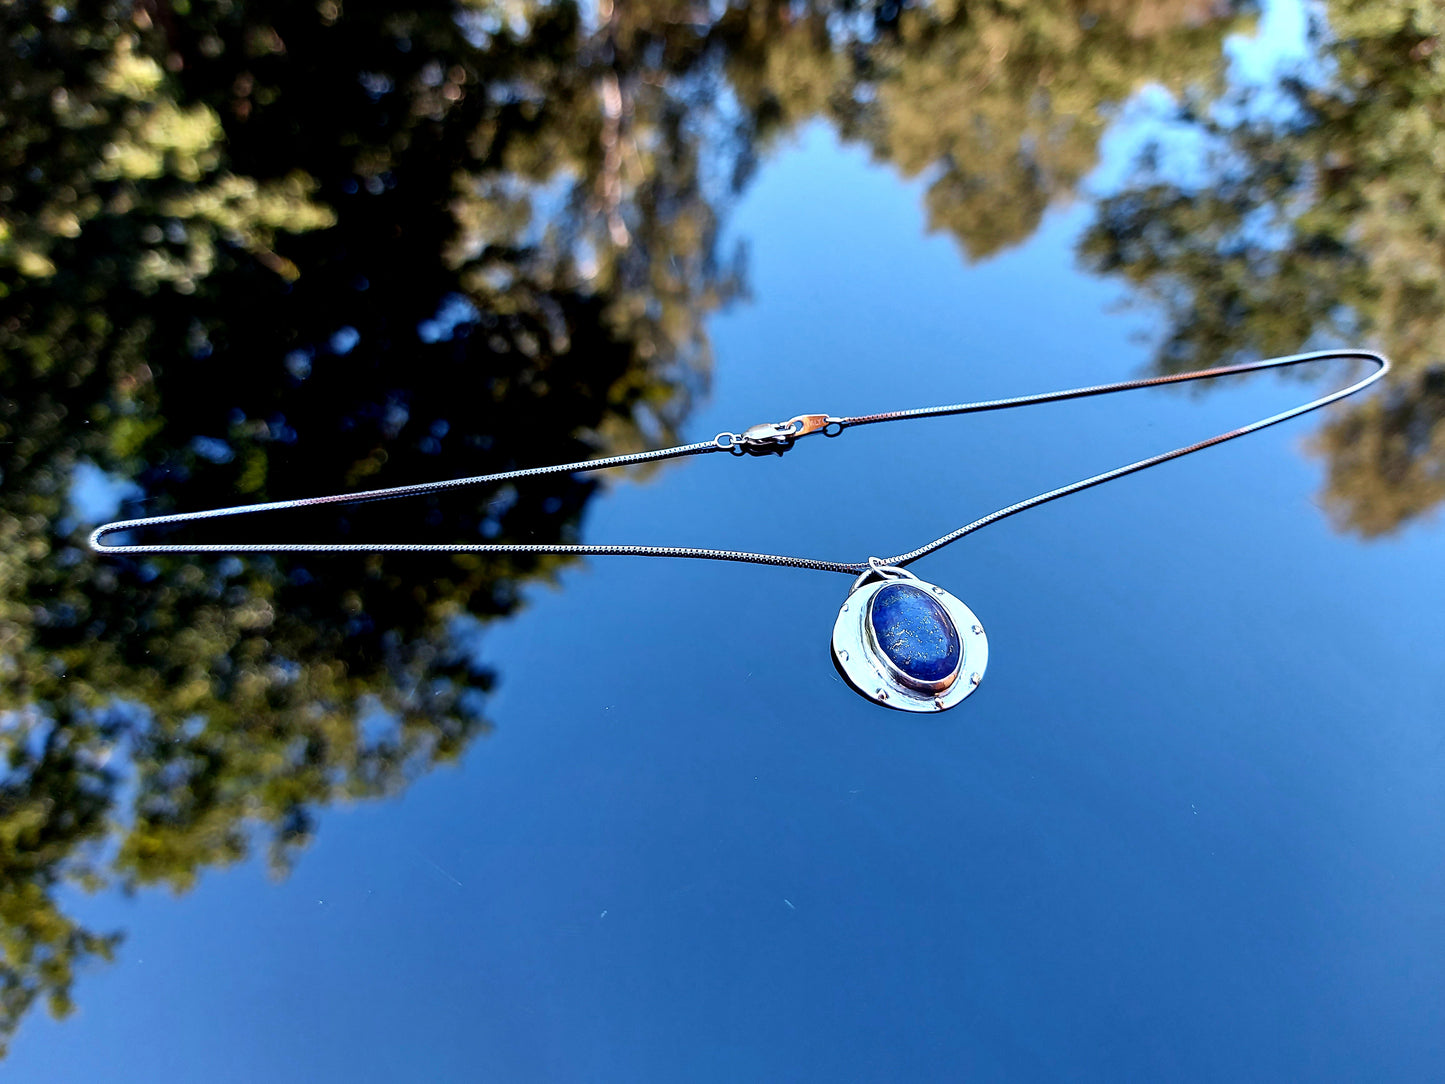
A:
[831,560,988,712]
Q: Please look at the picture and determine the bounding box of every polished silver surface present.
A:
[830,564,989,713]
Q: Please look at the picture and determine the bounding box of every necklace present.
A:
[90,349,1388,711]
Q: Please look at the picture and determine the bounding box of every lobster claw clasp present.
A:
[714,413,842,456]
[738,420,798,455]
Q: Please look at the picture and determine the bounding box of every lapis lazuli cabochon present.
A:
[868,582,962,685]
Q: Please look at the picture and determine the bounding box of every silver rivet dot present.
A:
[969,673,981,686]
[837,649,849,663]
[841,604,849,613]
[931,586,944,595]
[875,688,889,700]
[971,624,982,634]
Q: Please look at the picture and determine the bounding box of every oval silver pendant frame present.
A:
[831,574,988,712]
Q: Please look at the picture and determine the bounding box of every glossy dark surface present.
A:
[3,0,1443,1080]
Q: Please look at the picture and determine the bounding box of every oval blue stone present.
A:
[868,582,962,685]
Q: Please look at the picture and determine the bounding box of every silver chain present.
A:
[89,349,1390,575]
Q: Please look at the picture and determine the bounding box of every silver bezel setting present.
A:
[831,573,988,712]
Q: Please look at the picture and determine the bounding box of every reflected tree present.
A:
[0,0,1249,1055]
[0,0,734,1051]
[847,0,1247,260]
[711,0,1250,260]
[1081,1,1445,534]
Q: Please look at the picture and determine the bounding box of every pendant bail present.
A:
[849,557,916,594]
